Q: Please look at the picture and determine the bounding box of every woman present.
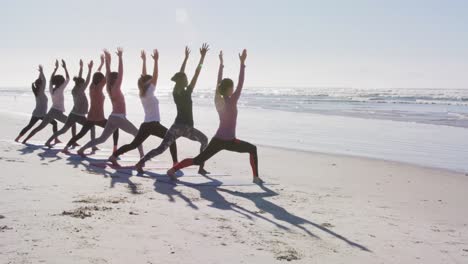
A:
[108,49,177,166]
[134,44,209,174]
[22,60,76,144]
[77,48,143,158]
[61,55,119,154]
[15,65,59,142]
[167,50,262,184]
[44,59,94,148]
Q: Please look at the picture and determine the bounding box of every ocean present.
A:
[1,86,468,172]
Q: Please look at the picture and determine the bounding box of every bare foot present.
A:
[253,177,264,185]
[167,169,178,181]
[198,168,210,176]
[108,155,121,167]
[14,135,21,142]
[77,150,86,158]
[45,142,53,149]
[92,146,100,151]
[22,139,28,144]
[61,148,70,155]
[135,163,144,174]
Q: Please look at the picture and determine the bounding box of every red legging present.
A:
[172,137,258,176]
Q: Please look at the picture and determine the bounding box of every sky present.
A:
[1,0,468,90]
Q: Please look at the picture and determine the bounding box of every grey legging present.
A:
[140,123,208,166]
[45,112,94,145]
[79,115,143,155]
[23,108,76,142]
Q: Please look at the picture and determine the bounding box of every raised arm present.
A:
[50,60,58,80]
[78,59,83,78]
[215,51,224,103]
[188,43,209,91]
[115,47,124,89]
[97,54,105,72]
[62,59,70,81]
[179,46,190,73]
[50,60,59,92]
[84,60,93,88]
[103,49,112,90]
[104,49,111,77]
[231,49,247,101]
[38,64,46,89]
[151,49,159,86]
[140,50,147,76]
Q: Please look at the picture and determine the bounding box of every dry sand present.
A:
[1,112,468,263]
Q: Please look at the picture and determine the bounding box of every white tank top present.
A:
[140,84,160,123]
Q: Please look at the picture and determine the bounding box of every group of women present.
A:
[15,44,262,184]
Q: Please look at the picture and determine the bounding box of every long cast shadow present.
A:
[217,183,370,252]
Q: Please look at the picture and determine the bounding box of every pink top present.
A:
[214,64,245,140]
[108,57,126,115]
[87,82,106,121]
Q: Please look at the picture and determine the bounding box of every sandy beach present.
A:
[1,110,468,264]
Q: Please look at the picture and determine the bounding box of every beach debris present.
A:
[321,222,334,228]
[0,225,13,232]
[61,206,112,219]
[0,215,5,219]
[275,248,300,261]
[129,211,139,215]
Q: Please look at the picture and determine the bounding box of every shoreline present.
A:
[1,109,468,263]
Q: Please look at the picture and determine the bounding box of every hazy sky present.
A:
[1,0,468,90]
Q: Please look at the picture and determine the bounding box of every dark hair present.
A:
[138,75,152,97]
[31,82,39,97]
[31,78,43,97]
[51,75,65,94]
[73,76,85,86]
[171,72,187,84]
[92,72,105,86]
[218,78,234,96]
[107,72,119,93]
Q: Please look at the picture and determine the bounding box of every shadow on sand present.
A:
[18,143,370,252]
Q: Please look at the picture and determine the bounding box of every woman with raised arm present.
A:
[108,49,177,166]
[61,55,119,154]
[22,59,75,144]
[134,44,209,174]
[167,50,262,184]
[43,59,94,148]
[15,65,59,142]
[77,48,143,158]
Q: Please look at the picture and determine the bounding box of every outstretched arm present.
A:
[115,47,124,89]
[50,60,58,80]
[78,59,83,78]
[103,49,112,91]
[232,49,247,101]
[179,46,190,73]
[84,60,93,88]
[140,50,147,76]
[50,60,59,92]
[215,51,224,103]
[151,49,159,87]
[38,64,46,89]
[97,54,105,72]
[188,43,209,91]
[62,59,70,81]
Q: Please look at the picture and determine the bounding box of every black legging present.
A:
[113,121,177,163]
[66,119,119,148]
[193,137,258,176]
[19,116,57,136]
